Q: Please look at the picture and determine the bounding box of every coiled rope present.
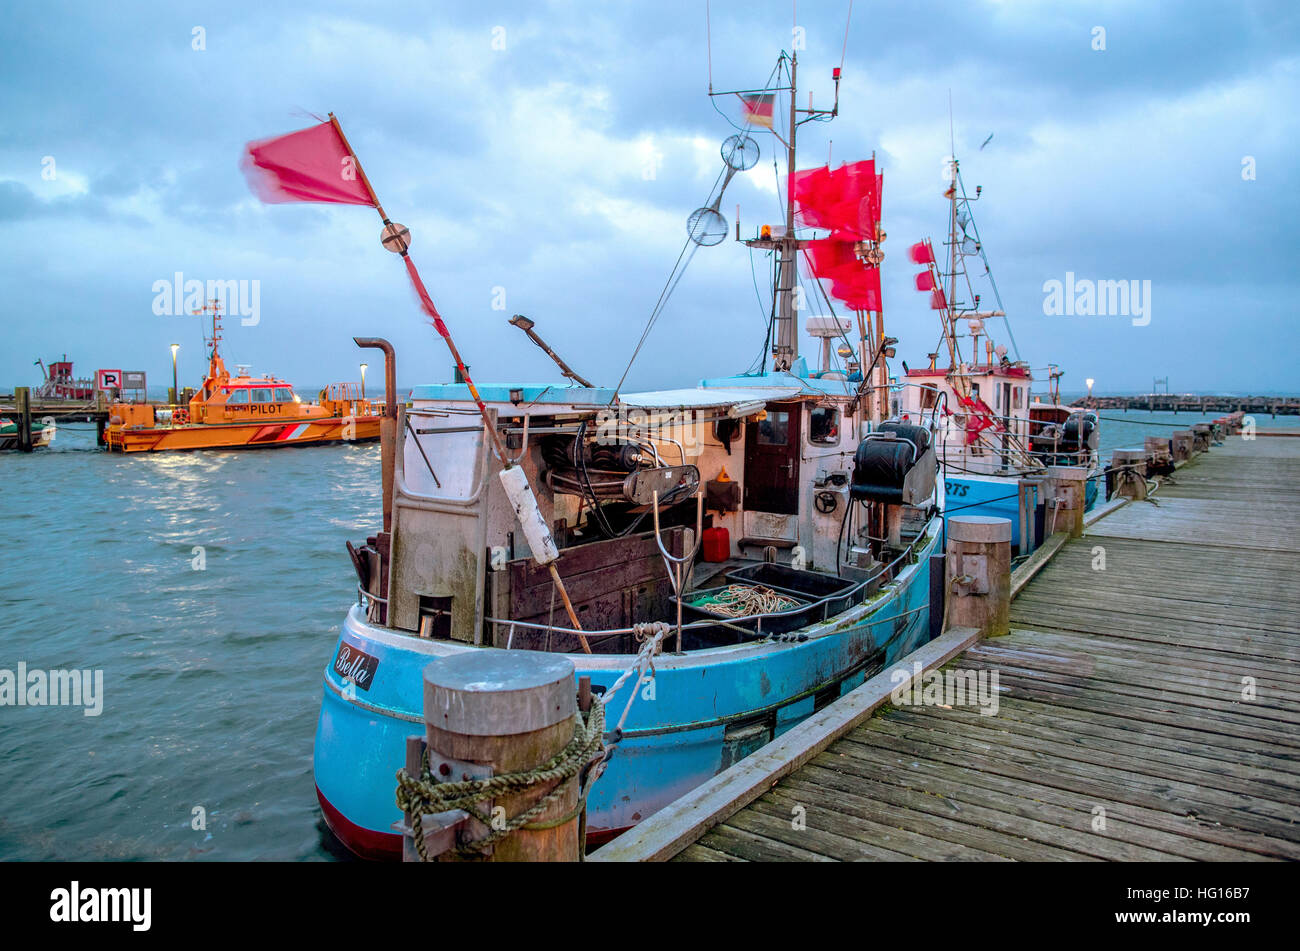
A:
[699,584,801,618]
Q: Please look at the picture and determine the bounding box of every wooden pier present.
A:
[1075,393,1299,416]
[593,433,1300,862]
[0,388,112,450]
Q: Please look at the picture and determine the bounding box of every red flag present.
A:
[790,159,878,240]
[805,237,882,312]
[914,271,935,292]
[841,264,882,312]
[930,286,947,310]
[909,241,934,264]
[242,121,375,206]
[740,93,775,129]
[873,171,883,233]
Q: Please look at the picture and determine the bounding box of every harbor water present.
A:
[1,408,1294,860]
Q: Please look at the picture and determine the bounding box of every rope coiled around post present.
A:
[395,701,605,862]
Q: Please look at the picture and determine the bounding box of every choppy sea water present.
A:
[0,408,1295,860]
[0,425,379,860]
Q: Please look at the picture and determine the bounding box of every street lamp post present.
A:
[360,362,368,399]
[1086,377,1095,407]
[171,344,180,405]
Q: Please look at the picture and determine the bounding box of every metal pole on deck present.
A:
[14,387,32,452]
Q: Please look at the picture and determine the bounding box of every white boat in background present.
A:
[899,151,1099,549]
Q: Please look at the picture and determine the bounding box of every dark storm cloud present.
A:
[0,0,1296,395]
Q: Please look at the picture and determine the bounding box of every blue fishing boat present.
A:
[313,50,948,859]
[898,147,1100,550]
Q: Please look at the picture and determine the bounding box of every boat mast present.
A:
[772,52,800,371]
[732,49,840,374]
[944,156,968,399]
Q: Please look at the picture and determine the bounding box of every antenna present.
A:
[948,89,955,157]
[705,0,713,93]
[191,297,224,360]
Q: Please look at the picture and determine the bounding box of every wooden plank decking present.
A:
[599,434,1300,861]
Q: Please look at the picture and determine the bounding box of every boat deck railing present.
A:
[355,519,938,650]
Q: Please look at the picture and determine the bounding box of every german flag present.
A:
[740,93,774,129]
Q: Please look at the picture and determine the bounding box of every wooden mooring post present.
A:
[1110,449,1149,501]
[1144,435,1171,465]
[944,516,1012,637]
[1045,466,1087,538]
[1171,430,1194,462]
[1016,477,1044,557]
[13,386,32,452]
[401,650,582,862]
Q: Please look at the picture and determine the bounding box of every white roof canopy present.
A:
[617,386,803,417]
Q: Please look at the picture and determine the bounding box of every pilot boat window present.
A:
[274,387,294,402]
[227,389,249,405]
[809,406,839,445]
[251,388,273,404]
[757,411,789,446]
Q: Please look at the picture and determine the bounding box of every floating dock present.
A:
[593,433,1300,861]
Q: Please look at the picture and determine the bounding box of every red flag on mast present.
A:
[790,160,878,240]
[909,241,934,264]
[240,115,495,454]
[241,121,375,206]
[805,238,882,312]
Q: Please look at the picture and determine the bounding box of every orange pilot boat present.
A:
[105,301,381,453]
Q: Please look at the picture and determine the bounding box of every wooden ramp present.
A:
[593,435,1300,862]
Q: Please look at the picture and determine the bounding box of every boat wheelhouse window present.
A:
[274,387,294,402]
[1012,386,1023,409]
[756,411,789,446]
[920,385,939,410]
[713,417,741,453]
[809,406,839,445]
[227,388,249,405]
[251,388,273,404]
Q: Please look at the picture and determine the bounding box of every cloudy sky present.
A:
[2,1,1295,396]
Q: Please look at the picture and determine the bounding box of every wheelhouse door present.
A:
[743,402,801,515]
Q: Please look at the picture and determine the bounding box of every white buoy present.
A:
[498,465,560,566]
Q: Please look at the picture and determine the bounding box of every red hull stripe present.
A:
[314,786,628,861]
[316,787,403,862]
